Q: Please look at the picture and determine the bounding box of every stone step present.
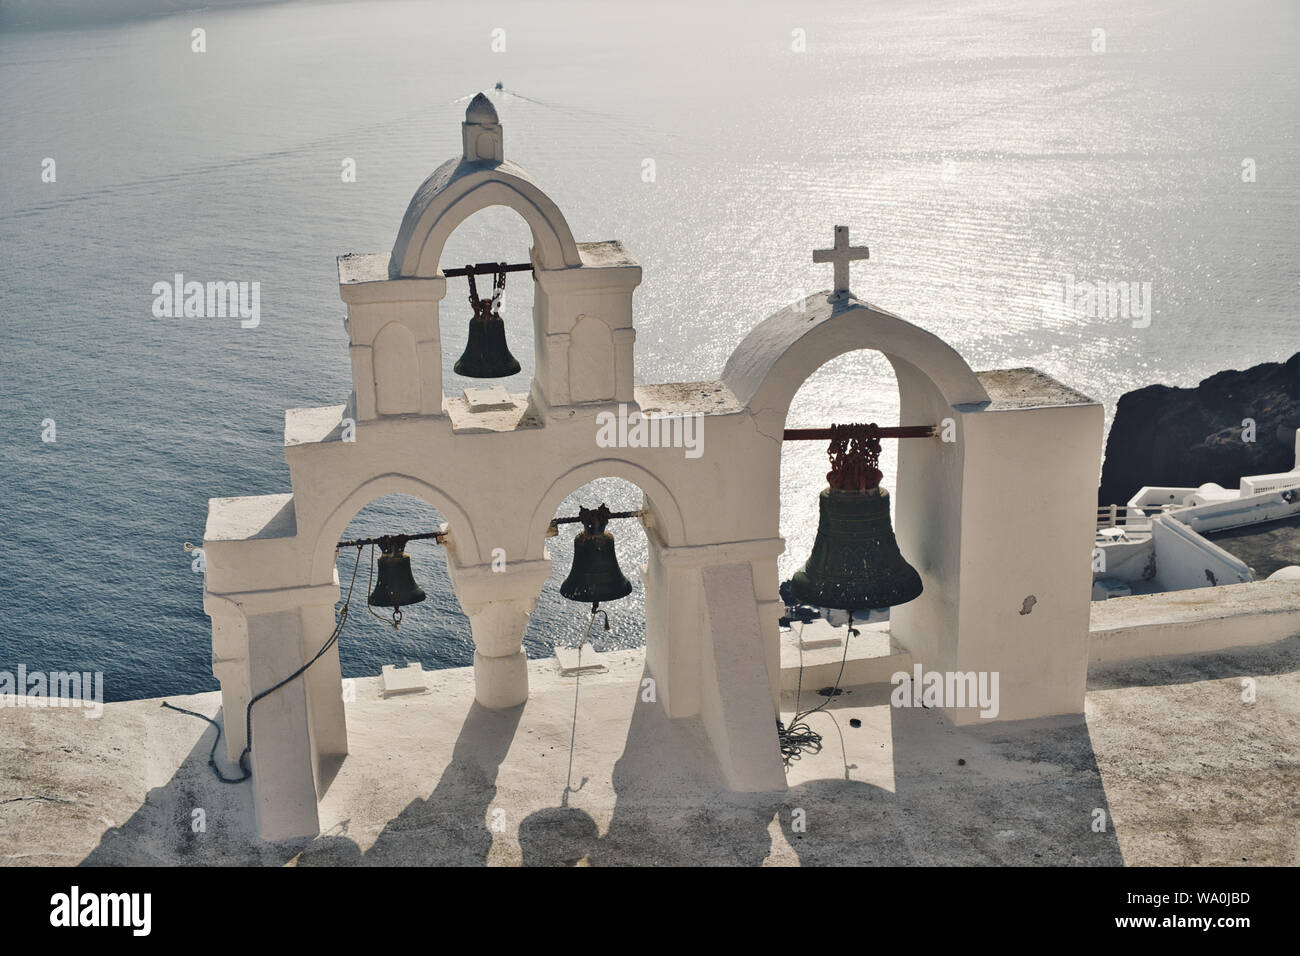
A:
[779,618,911,691]
[553,645,607,676]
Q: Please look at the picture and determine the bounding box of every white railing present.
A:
[1097,505,1152,529]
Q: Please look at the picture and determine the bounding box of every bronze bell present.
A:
[559,504,633,609]
[454,265,520,378]
[791,486,923,611]
[368,537,427,610]
[790,424,923,612]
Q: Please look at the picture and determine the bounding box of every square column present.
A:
[531,242,641,409]
[337,254,448,421]
[204,583,348,842]
[949,375,1103,724]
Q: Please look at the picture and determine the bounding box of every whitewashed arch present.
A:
[722,294,990,426]
[309,472,483,584]
[389,160,582,278]
[527,458,689,553]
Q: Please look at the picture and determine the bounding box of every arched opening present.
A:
[437,205,537,399]
[330,493,472,680]
[722,298,982,663]
[524,476,650,658]
[779,350,904,584]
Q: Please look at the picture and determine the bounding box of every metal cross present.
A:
[813,225,869,298]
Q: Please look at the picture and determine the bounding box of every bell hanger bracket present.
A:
[783,422,937,491]
[336,529,448,550]
[547,506,645,538]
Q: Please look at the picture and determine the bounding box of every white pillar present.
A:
[445,546,552,709]
[949,400,1104,724]
[205,596,251,762]
[467,599,535,709]
[645,535,785,718]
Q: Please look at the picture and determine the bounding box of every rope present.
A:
[163,546,365,784]
[776,613,857,766]
[160,701,248,784]
[562,607,606,805]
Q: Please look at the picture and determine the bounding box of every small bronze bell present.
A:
[454,265,521,378]
[790,424,923,612]
[559,504,633,609]
[368,537,427,610]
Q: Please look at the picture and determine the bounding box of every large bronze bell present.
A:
[790,423,923,612]
[368,538,427,610]
[791,487,923,611]
[559,504,633,609]
[454,265,520,378]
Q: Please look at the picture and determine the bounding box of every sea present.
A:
[1,0,1296,701]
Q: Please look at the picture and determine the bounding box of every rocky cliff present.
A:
[1098,352,1300,505]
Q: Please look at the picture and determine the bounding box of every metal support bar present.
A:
[551,508,643,527]
[441,262,534,278]
[336,530,447,550]
[547,508,645,538]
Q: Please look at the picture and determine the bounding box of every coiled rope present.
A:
[776,614,856,766]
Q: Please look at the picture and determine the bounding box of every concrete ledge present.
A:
[204,493,297,543]
[337,253,447,304]
[974,367,1099,410]
[285,405,349,447]
[655,537,786,568]
[204,581,339,617]
[633,381,745,417]
[779,620,911,691]
[1089,579,1300,665]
